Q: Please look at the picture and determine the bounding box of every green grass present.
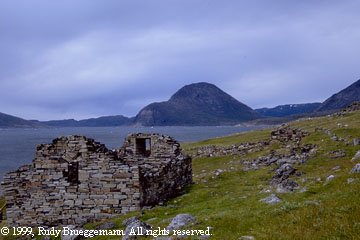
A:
[182,128,272,149]
[3,111,360,239]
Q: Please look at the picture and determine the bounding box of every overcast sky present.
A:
[1,0,360,120]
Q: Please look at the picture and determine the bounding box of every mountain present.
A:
[0,112,44,128]
[133,82,262,126]
[315,79,360,112]
[42,115,132,127]
[255,103,321,117]
[42,119,79,127]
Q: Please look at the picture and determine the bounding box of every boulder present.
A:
[275,158,296,167]
[326,175,335,182]
[351,151,360,162]
[276,179,299,193]
[122,217,151,240]
[354,138,360,146]
[273,163,297,182]
[347,178,356,184]
[166,214,196,231]
[328,149,346,159]
[260,194,282,204]
[350,163,360,174]
[96,221,115,230]
[331,166,340,171]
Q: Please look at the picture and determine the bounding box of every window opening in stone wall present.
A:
[145,138,151,151]
[136,138,151,157]
[67,162,79,185]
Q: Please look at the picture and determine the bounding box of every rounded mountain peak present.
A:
[169,82,230,103]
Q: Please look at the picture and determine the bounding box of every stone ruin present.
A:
[341,101,360,114]
[1,133,192,227]
[270,124,308,143]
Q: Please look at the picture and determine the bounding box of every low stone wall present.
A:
[139,153,192,206]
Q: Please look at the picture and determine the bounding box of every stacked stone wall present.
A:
[1,133,192,227]
[120,133,192,206]
[139,153,192,206]
[2,136,140,227]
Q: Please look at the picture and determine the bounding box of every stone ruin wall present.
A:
[2,136,140,227]
[1,133,192,227]
[120,133,192,206]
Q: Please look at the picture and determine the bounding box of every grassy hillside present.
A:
[1,110,360,239]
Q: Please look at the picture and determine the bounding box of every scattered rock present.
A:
[275,158,296,167]
[270,163,299,192]
[304,200,320,206]
[351,151,360,162]
[95,221,115,230]
[350,163,360,174]
[273,163,297,182]
[260,194,282,204]
[260,189,272,193]
[239,236,256,240]
[296,171,306,177]
[190,141,267,159]
[122,217,151,240]
[167,214,196,231]
[341,102,360,114]
[328,149,346,159]
[326,175,335,182]
[347,178,356,184]
[276,179,299,193]
[354,138,360,146]
[146,217,158,223]
[271,125,308,143]
[122,216,139,227]
[331,166,340,171]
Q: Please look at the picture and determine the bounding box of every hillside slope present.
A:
[256,103,321,117]
[315,79,360,112]
[75,107,360,240]
[0,112,44,128]
[134,82,262,126]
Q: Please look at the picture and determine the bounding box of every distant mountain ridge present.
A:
[315,79,360,112]
[3,79,360,128]
[256,103,321,117]
[41,115,133,127]
[133,82,262,126]
[0,112,44,128]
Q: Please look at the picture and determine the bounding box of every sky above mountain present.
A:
[1,0,360,120]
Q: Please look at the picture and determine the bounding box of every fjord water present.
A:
[0,126,264,181]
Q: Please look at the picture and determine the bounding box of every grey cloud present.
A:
[1,0,360,120]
